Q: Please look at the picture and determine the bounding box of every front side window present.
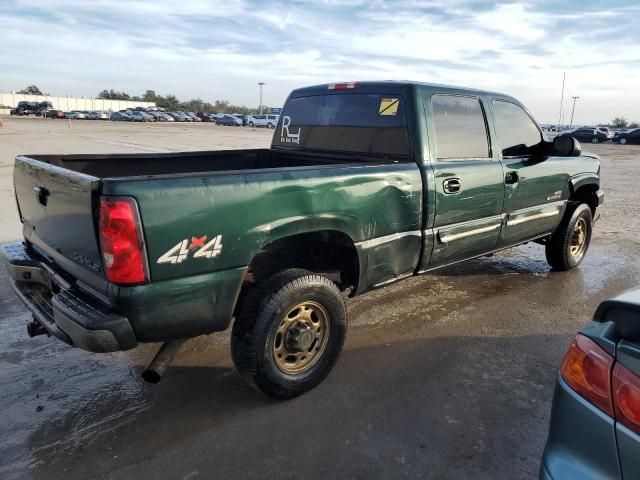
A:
[431,95,490,159]
[492,100,543,156]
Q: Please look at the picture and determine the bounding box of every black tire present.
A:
[248,121,255,127]
[267,122,274,128]
[231,268,347,399]
[545,202,592,271]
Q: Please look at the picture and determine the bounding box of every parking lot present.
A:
[1,117,639,480]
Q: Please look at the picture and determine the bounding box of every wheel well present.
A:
[244,231,359,292]
[570,184,599,216]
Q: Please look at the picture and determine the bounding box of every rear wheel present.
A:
[248,121,255,127]
[591,137,599,144]
[267,122,274,128]
[620,137,628,145]
[545,203,592,271]
[231,269,347,399]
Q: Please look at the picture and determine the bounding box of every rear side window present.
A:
[431,95,490,159]
[492,100,542,156]
[272,93,410,158]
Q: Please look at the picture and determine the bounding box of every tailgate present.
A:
[14,155,107,292]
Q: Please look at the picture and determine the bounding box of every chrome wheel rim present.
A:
[273,301,330,374]
[570,218,588,258]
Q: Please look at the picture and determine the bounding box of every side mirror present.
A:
[553,135,581,157]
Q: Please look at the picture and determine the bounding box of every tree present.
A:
[142,90,158,102]
[97,89,131,100]
[611,117,628,129]
[17,85,44,95]
[629,121,639,129]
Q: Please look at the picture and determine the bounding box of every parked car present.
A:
[247,114,279,128]
[66,111,87,120]
[541,288,640,480]
[596,126,614,139]
[86,111,108,120]
[166,112,187,122]
[147,111,167,122]
[559,127,609,144]
[10,101,53,116]
[177,111,194,122]
[110,112,131,121]
[196,112,217,122]
[613,128,640,145]
[129,111,155,122]
[235,114,249,126]
[216,114,242,126]
[44,110,66,119]
[1,81,603,399]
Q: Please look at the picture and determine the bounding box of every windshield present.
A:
[272,93,410,158]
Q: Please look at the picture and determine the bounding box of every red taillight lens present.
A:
[560,334,614,415]
[613,363,640,434]
[99,197,148,285]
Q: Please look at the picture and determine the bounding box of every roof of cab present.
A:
[289,80,517,102]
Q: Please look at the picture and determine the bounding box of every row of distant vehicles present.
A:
[39,107,280,128]
[542,124,640,145]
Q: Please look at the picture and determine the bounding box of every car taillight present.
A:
[99,196,148,285]
[613,363,640,434]
[560,334,614,415]
[328,82,358,90]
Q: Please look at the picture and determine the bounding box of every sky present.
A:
[1,0,639,124]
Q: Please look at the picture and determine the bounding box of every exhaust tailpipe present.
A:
[142,340,184,383]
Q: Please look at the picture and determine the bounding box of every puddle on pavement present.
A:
[1,238,638,478]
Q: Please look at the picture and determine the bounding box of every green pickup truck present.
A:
[2,81,603,399]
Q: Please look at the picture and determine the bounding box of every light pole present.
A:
[258,82,265,114]
[558,72,565,127]
[569,96,579,128]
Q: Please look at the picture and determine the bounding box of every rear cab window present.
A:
[272,93,410,159]
[431,94,490,160]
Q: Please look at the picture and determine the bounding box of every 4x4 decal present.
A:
[157,235,223,264]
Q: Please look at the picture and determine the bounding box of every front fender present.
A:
[570,172,600,194]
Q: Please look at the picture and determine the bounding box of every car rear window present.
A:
[272,93,410,158]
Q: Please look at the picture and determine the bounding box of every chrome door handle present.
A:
[443,178,462,194]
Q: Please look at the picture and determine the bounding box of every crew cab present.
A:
[2,81,604,399]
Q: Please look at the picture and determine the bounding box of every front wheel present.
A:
[231,269,347,400]
[267,122,274,128]
[545,203,593,271]
[248,121,255,127]
[591,137,599,144]
[620,137,628,145]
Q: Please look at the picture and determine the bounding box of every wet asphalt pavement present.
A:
[0,122,639,480]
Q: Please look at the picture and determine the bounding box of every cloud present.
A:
[1,0,639,123]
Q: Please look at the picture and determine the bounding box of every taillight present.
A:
[99,196,148,285]
[328,82,358,90]
[613,363,640,434]
[560,334,614,415]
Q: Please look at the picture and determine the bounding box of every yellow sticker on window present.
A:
[379,98,399,116]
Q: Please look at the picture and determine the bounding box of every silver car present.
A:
[67,111,87,120]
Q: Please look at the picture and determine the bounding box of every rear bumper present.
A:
[540,377,620,479]
[1,242,137,352]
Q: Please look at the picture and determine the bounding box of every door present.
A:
[492,99,569,247]
[422,94,505,270]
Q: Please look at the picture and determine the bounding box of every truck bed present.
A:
[25,148,356,178]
